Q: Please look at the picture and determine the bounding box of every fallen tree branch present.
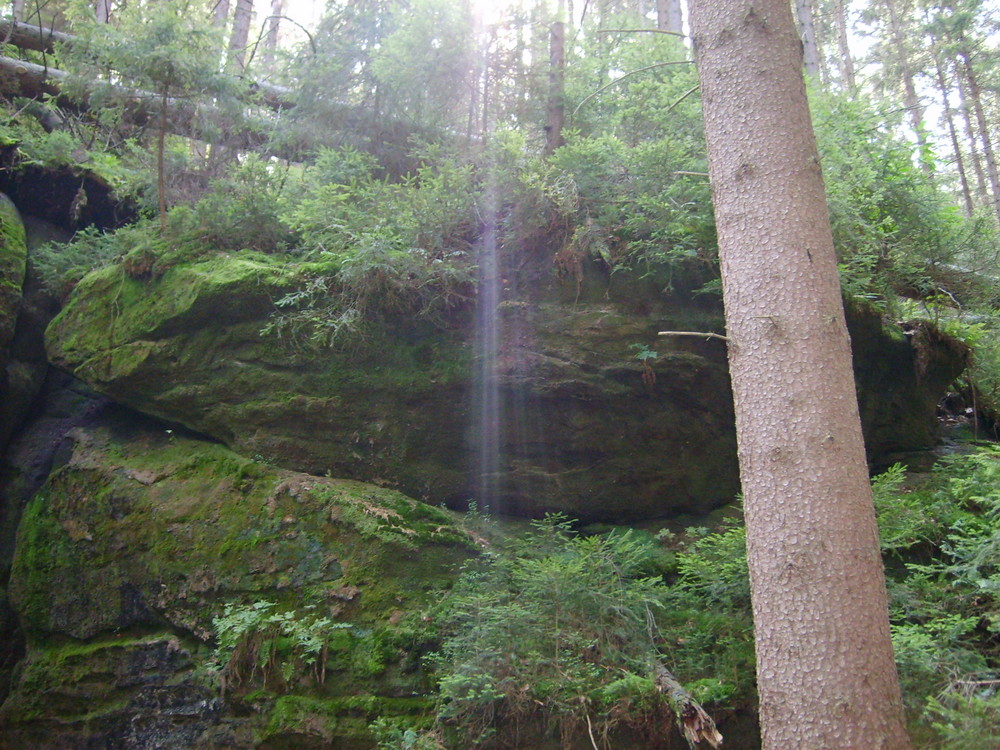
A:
[651,661,723,748]
[658,330,729,342]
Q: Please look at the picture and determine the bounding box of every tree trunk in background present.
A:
[885,1,933,177]
[545,15,565,155]
[228,0,254,72]
[657,0,683,34]
[687,1,911,747]
[95,0,110,24]
[213,0,231,28]
[11,0,24,23]
[794,0,821,79]
[958,46,1000,225]
[832,0,856,89]
[956,67,989,204]
[934,56,974,215]
[262,0,283,67]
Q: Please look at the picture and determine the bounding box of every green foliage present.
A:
[180,155,294,254]
[428,515,677,746]
[262,147,478,347]
[212,600,351,695]
[810,88,1000,306]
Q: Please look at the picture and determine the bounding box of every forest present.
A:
[0,0,998,748]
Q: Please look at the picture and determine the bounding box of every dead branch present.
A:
[651,661,723,748]
[658,330,728,342]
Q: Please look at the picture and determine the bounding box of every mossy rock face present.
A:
[0,193,26,352]
[45,251,966,521]
[1,410,475,748]
[45,253,740,520]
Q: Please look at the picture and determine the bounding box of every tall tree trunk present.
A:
[656,0,683,34]
[228,0,254,72]
[934,56,974,215]
[545,14,565,155]
[213,0,231,28]
[958,46,1000,225]
[12,0,25,23]
[95,0,111,24]
[955,66,989,204]
[158,86,169,234]
[794,0,821,79]
[262,0,283,66]
[885,1,933,177]
[687,1,911,748]
[832,0,856,89]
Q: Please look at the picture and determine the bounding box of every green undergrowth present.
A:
[362,446,1000,749]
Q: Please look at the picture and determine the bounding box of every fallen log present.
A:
[0,17,294,110]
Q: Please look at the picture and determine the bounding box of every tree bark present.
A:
[933,56,974,215]
[262,0,284,67]
[794,0,821,79]
[958,46,1000,225]
[656,0,683,34]
[95,0,111,25]
[687,2,911,748]
[213,0,232,28]
[0,20,75,54]
[545,17,565,156]
[228,0,255,72]
[832,0,856,90]
[955,66,989,204]
[884,0,933,177]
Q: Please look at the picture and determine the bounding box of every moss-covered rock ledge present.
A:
[44,250,967,521]
[0,409,476,749]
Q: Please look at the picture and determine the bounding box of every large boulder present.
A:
[0,408,475,749]
[44,250,966,521]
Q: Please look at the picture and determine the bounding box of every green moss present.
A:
[0,634,192,724]
[0,192,27,346]
[260,693,435,746]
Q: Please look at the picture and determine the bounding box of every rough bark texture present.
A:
[687,2,911,748]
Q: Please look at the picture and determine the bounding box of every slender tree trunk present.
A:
[95,0,111,24]
[545,13,566,155]
[955,66,989,204]
[262,0,283,67]
[958,46,1000,225]
[934,56,974,215]
[795,0,821,79]
[158,87,169,234]
[228,0,254,72]
[213,0,231,28]
[885,1,933,177]
[12,0,25,23]
[832,0,856,90]
[687,1,911,748]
